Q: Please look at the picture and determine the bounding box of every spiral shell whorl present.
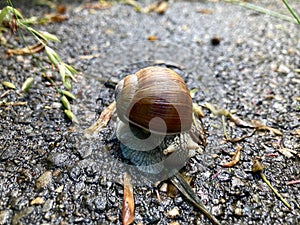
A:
[115,66,193,134]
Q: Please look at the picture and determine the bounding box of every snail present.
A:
[87,66,220,225]
[113,66,200,174]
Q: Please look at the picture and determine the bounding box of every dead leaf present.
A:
[153,1,168,14]
[252,120,283,136]
[0,101,27,107]
[252,158,264,173]
[85,101,116,134]
[229,114,254,128]
[193,103,204,118]
[166,182,178,198]
[84,2,112,10]
[30,197,45,205]
[0,90,12,98]
[148,35,158,41]
[43,13,68,23]
[5,42,45,56]
[222,145,242,167]
[204,102,282,138]
[122,173,134,225]
[286,180,300,185]
[145,1,168,14]
[56,5,67,14]
[278,148,297,158]
[204,103,252,128]
[197,8,213,14]
[79,53,101,60]
[264,94,275,100]
[122,0,145,13]
[170,173,220,224]
[190,112,206,146]
[229,129,256,142]
[203,102,218,115]
[216,108,230,116]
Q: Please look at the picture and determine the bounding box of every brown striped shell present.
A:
[115,66,193,134]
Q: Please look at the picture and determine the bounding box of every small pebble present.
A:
[30,197,45,205]
[52,169,61,177]
[231,177,245,188]
[159,183,168,192]
[251,194,260,204]
[212,154,219,159]
[277,64,290,74]
[16,55,24,62]
[77,146,93,159]
[211,205,223,217]
[278,211,284,217]
[52,102,62,109]
[44,212,51,220]
[174,196,183,206]
[168,222,180,225]
[42,199,54,212]
[273,102,287,113]
[35,171,52,189]
[234,207,243,216]
[212,199,219,204]
[47,153,69,167]
[105,212,118,222]
[12,207,34,225]
[166,207,180,219]
[0,210,11,225]
[220,198,226,204]
[55,185,64,193]
[211,37,221,46]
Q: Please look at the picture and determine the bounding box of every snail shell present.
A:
[115,66,193,134]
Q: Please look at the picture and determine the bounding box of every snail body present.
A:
[115,66,193,135]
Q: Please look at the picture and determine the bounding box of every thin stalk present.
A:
[260,173,292,210]
[282,0,300,25]
[222,115,229,141]
[225,0,297,24]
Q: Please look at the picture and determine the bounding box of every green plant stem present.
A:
[225,0,298,24]
[42,73,60,93]
[260,173,292,210]
[222,115,229,140]
[281,0,300,24]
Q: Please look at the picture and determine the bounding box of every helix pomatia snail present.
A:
[87,66,220,225]
[113,66,201,175]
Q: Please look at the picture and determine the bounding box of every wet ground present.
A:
[0,0,299,224]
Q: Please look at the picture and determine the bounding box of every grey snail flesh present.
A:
[116,119,199,175]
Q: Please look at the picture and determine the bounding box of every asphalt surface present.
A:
[0,1,299,224]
